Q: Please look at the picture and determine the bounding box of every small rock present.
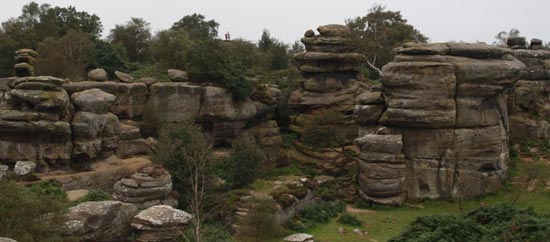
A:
[88,68,108,81]
[284,233,314,242]
[167,69,188,82]
[14,161,37,176]
[304,29,315,37]
[353,228,364,236]
[338,227,345,235]
[114,71,134,83]
[314,175,335,184]
[0,165,8,180]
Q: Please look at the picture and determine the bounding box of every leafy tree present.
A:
[346,4,427,78]
[235,197,284,242]
[221,135,264,189]
[268,42,289,70]
[90,39,128,79]
[258,29,274,51]
[494,28,520,45]
[171,13,219,39]
[0,2,102,76]
[224,39,262,72]
[109,17,152,62]
[150,29,192,69]
[154,122,218,242]
[35,30,94,80]
[290,40,305,54]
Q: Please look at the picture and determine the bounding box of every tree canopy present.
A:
[171,13,219,40]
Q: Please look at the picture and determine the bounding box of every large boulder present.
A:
[64,81,148,118]
[167,69,188,82]
[114,71,134,83]
[71,89,117,114]
[131,205,193,242]
[64,201,138,242]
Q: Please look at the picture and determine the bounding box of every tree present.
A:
[290,40,305,54]
[90,39,128,79]
[0,2,102,76]
[221,135,264,189]
[268,42,290,70]
[494,28,520,45]
[109,17,152,62]
[171,13,219,39]
[258,29,274,51]
[346,4,427,78]
[150,29,192,69]
[35,30,94,80]
[154,122,218,242]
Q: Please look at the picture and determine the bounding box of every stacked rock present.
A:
[507,37,527,49]
[113,166,177,209]
[131,205,193,242]
[71,88,120,162]
[288,25,366,198]
[0,76,72,166]
[507,38,550,141]
[88,68,108,82]
[530,38,544,50]
[14,49,37,77]
[117,120,153,159]
[355,42,526,205]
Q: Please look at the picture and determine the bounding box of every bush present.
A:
[221,135,264,189]
[71,189,111,206]
[287,200,345,232]
[235,197,284,242]
[0,181,69,242]
[26,180,67,200]
[338,213,363,227]
[390,204,550,242]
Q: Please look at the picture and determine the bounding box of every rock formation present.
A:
[0,75,72,166]
[14,49,37,77]
[64,201,139,242]
[131,205,193,242]
[506,39,550,141]
[355,42,525,205]
[71,88,120,162]
[88,68,108,82]
[288,24,366,200]
[112,166,177,209]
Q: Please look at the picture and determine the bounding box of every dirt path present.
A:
[346,205,376,214]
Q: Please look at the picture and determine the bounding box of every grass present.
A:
[306,155,550,242]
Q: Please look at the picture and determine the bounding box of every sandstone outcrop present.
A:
[64,201,138,242]
[506,40,550,141]
[71,88,120,162]
[88,68,108,82]
[114,71,134,83]
[289,25,366,200]
[0,76,72,166]
[131,205,193,242]
[112,166,176,209]
[355,42,525,205]
[14,49,37,77]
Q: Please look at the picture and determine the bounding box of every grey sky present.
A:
[3,0,550,45]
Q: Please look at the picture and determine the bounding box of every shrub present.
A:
[0,181,69,242]
[338,213,363,227]
[26,180,67,200]
[221,135,264,189]
[235,197,284,242]
[300,201,345,224]
[71,189,111,206]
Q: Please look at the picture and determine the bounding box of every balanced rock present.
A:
[115,71,134,83]
[13,49,37,77]
[71,88,117,114]
[529,38,544,50]
[88,68,108,82]
[131,205,193,242]
[167,69,188,82]
[139,77,158,86]
[64,201,138,242]
[507,36,527,49]
[113,166,176,209]
[304,29,315,37]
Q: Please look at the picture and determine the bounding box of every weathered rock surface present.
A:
[167,69,188,82]
[113,166,176,209]
[0,76,72,166]
[356,42,526,204]
[64,201,138,242]
[114,71,134,83]
[0,238,18,242]
[0,165,9,180]
[14,161,37,176]
[88,68,108,82]
[284,233,314,242]
[14,49,37,77]
[72,88,116,114]
[64,81,148,118]
[131,205,192,242]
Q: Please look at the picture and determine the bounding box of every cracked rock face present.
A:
[356,42,526,205]
[131,205,192,242]
[112,166,176,209]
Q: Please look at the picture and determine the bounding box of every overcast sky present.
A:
[2,0,550,45]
